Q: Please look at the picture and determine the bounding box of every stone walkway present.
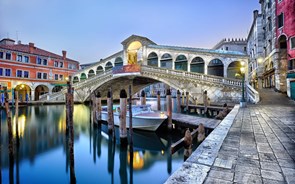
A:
[205,89,295,183]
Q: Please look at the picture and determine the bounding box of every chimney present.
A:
[29,42,35,53]
[62,50,67,60]
[253,10,259,19]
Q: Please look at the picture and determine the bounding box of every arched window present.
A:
[190,57,204,73]
[105,62,113,71]
[278,35,287,49]
[96,66,104,75]
[160,53,172,69]
[115,57,123,67]
[35,85,49,101]
[80,73,87,81]
[88,69,95,78]
[208,59,224,77]
[175,55,188,71]
[73,76,79,83]
[227,61,242,79]
[147,52,158,67]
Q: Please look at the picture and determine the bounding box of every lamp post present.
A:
[240,61,246,107]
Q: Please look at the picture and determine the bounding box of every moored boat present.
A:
[101,105,167,131]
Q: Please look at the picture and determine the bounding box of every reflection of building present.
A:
[0,38,80,101]
[277,0,295,99]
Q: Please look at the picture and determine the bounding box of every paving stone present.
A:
[235,165,261,175]
[204,178,232,184]
[261,170,285,181]
[259,152,277,162]
[207,170,234,181]
[277,159,295,169]
[234,172,262,184]
[281,168,295,184]
[260,161,281,172]
[257,143,273,153]
[263,179,287,184]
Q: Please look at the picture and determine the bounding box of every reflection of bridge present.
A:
[43,35,256,103]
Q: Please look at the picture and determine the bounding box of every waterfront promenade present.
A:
[166,89,295,183]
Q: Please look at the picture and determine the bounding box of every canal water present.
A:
[0,98,200,184]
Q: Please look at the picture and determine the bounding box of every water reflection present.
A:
[0,104,185,183]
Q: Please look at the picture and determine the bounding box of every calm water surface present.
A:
[0,98,193,184]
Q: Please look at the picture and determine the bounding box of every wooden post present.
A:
[181,92,185,105]
[177,90,181,113]
[186,92,189,113]
[119,89,127,143]
[140,90,146,105]
[183,129,192,161]
[166,89,172,130]
[95,91,102,122]
[107,89,114,132]
[197,123,205,142]
[203,90,208,115]
[129,85,133,146]
[66,77,74,135]
[92,93,96,125]
[157,91,161,111]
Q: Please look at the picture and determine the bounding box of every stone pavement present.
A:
[166,89,295,184]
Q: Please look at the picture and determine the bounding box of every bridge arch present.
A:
[160,53,173,69]
[35,85,49,101]
[105,62,113,71]
[80,73,87,81]
[190,57,204,73]
[88,69,95,78]
[96,66,104,75]
[208,58,224,77]
[73,76,79,83]
[115,57,123,67]
[175,55,188,71]
[227,61,242,79]
[15,84,32,102]
[147,52,158,67]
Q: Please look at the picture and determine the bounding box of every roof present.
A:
[121,34,156,45]
[0,43,79,63]
[148,44,247,56]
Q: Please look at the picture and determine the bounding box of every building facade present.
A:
[0,38,79,101]
[212,38,247,54]
[276,0,295,99]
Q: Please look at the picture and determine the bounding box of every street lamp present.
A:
[240,61,246,107]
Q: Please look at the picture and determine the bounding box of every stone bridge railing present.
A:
[246,84,260,103]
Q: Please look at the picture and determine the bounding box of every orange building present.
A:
[0,38,80,101]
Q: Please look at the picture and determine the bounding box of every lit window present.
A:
[5,69,11,76]
[17,55,22,62]
[17,70,22,77]
[54,61,58,67]
[43,73,47,79]
[37,72,42,79]
[24,71,29,78]
[6,53,11,60]
[278,13,284,28]
[37,57,42,64]
[59,74,63,80]
[290,37,295,49]
[0,51,3,58]
[43,59,47,65]
[60,62,63,68]
[0,68,3,76]
[54,74,58,80]
[24,56,29,63]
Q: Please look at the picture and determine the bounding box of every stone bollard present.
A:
[157,91,161,111]
[107,89,114,132]
[140,90,146,106]
[166,89,172,130]
[95,91,102,122]
[197,123,205,142]
[186,92,189,113]
[183,129,192,161]
[119,89,127,142]
[177,90,181,113]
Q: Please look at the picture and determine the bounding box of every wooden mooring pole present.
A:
[14,90,20,146]
[183,129,192,161]
[177,90,181,113]
[186,92,189,113]
[203,90,208,115]
[107,88,114,132]
[166,89,172,130]
[157,91,161,111]
[140,90,146,106]
[129,85,133,146]
[119,89,128,144]
[95,91,102,123]
[66,77,74,135]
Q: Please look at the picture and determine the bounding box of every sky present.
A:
[0,0,260,64]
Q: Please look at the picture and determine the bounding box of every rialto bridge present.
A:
[42,35,252,103]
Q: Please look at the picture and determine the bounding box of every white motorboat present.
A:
[101,105,167,131]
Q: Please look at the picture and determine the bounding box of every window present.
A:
[268,0,272,8]
[291,37,295,49]
[37,57,42,64]
[6,53,11,60]
[59,74,63,80]
[24,56,29,63]
[278,0,282,3]
[268,17,272,31]
[278,13,284,28]
[43,73,47,79]
[37,72,42,79]
[54,61,58,67]
[17,55,22,62]
[17,70,22,77]
[59,62,63,68]
[54,74,58,80]
[0,68,3,76]
[5,69,11,76]
[24,71,29,78]
[0,51,3,59]
[244,47,247,52]
[43,59,47,65]
[226,47,228,50]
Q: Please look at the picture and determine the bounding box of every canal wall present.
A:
[165,104,240,184]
